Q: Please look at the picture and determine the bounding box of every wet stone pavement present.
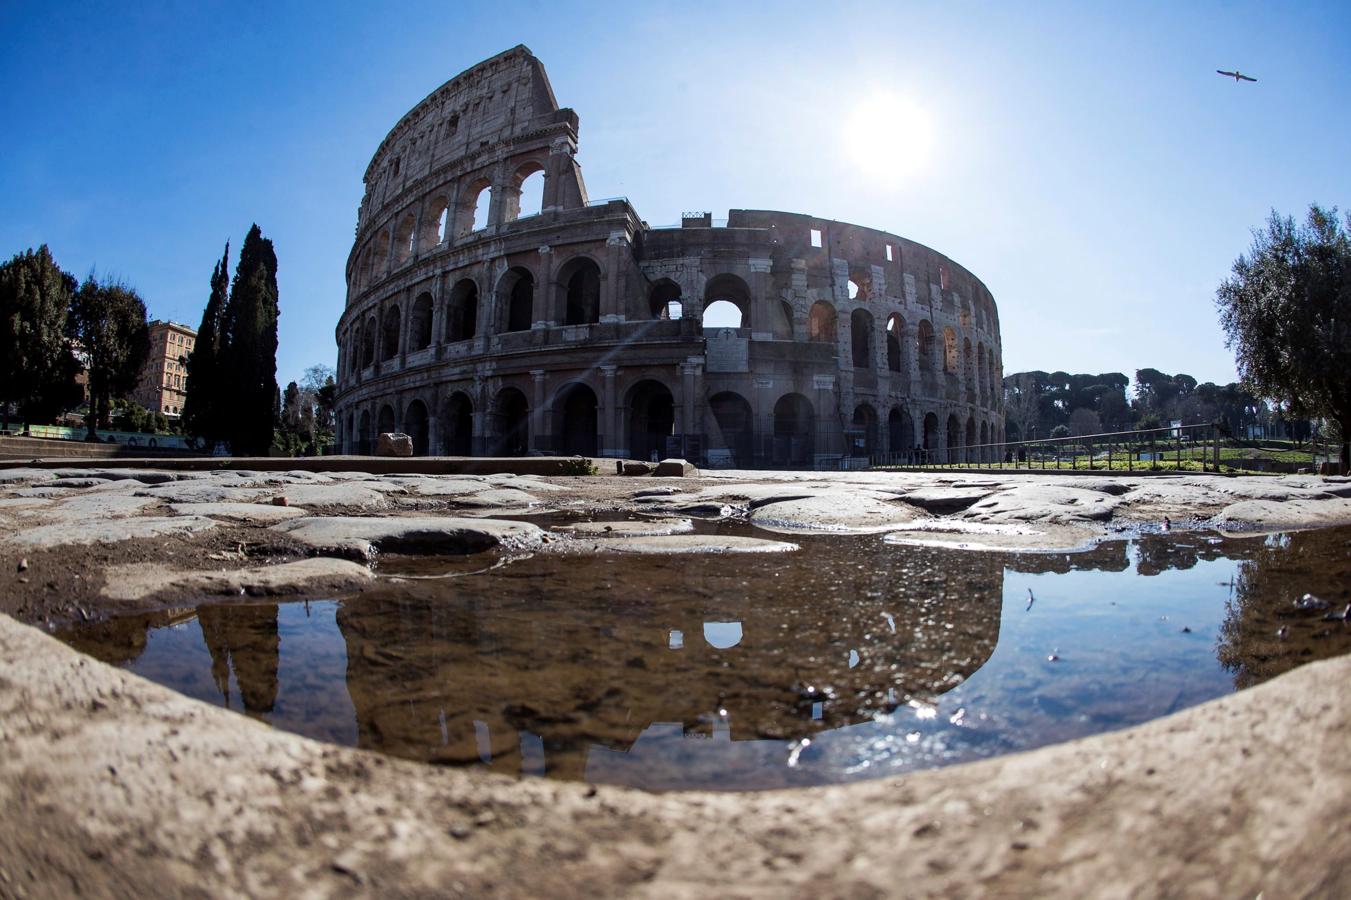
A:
[59,521,1351,791]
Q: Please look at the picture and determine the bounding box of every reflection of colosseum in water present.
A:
[334,46,1004,466]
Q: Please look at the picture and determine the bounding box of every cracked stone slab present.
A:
[963,484,1121,524]
[576,534,800,554]
[167,502,310,523]
[265,483,390,508]
[750,491,924,534]
[894,485,998,514]
[1211,497,1351,533]
[559,518,695,538]
[9,515,218,548]
[135,482,275,503]
[271,515,544,560]
[99,557,374,602]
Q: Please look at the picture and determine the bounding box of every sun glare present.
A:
[843,91,935,186]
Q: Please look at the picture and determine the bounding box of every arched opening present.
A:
[409,293,433,351]
[445,279,478,342]
[558,257,601,326]
[980,421,989,461]
[772,393,814,467]
[987,348,997,403]
[808,301,837,344]
[709,391,753,467]
[496,267,534,333]
[851,404,878,457]
[946,414,962,463]
[917,320,935,373]
[357,410,371,455]
[627,380,675,462]
[514,167,544,220]
[469,184,492,232]
[360,317,376,369]
[888,407,915,456]
[965,416,977,462]
[887,314,905,372]
[420,196,450,250]
[943,327,959,374]
[649,280,683,320]
[377,404,396,437]
[442,392,474,456]
[381,305,401,361]
[847,278,861,300]
[702,274,751,330]
[848,268,871,302]
[923,412,939,454]
[489,388,529,456]
[405,400,429,456]
[394,214,416,266]
[701,300,742,329]
[850,308,874,369]
[555,383,598,457]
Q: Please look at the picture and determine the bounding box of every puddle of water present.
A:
[60,524,1351,791]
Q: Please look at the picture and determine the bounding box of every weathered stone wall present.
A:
[334,46,1004,466]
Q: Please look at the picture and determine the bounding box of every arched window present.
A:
[361,317,377,368]
[381,305,401,361]
[377,404,396,436]
[886,314,905,372]
[850,308,874,369]
[394,214,416,265]
[442,392,474,456]
[421,195,450,250]
[917,319,935,371]
[514,166,545,220]
[702,274,752,330]
[496,267,534,333]
[445,279,478,342]
[649,280,683,320]
[946,414,962,463]
[557,257,601,326]
[409,293,433,351]
[772,393,815,467]
[808,301,837,343]
[405,400,429,455]
[554,382,598,456]
[490,388,529,456]
[627,380,675,462]
[469,183,491,233]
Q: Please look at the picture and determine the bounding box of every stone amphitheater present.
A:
[334,46,1004,467]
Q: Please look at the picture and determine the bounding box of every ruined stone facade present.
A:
[334,46,1003,466]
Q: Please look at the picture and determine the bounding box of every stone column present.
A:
[600,365,618,457]
[535,245,555,328]
[531,370,548,454]
[601,232,628,323]
[814,373,838,460]
[543,137,573,212]
[753,376,774,465]
[748,257,773,340]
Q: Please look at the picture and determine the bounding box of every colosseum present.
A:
[334,46,1004,467]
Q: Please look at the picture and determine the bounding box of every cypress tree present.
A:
[220,225,279,456]
[182,242,229,446]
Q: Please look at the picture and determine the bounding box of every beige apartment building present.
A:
[133,320,197,418]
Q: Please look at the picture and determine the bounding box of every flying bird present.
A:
[1217,69,1257,83]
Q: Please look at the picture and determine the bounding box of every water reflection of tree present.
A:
[198,603,280,716]
[1218,530,1351,689]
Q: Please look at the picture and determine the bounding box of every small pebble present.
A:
[17,558,28,572]
[272,496,289,507]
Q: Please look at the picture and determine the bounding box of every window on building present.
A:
[810,228,823,248]
[885,244,894,262]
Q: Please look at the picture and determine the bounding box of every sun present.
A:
[843,91,935,185]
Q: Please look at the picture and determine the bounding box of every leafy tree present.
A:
[1068,407,1102,437]
[219,225,280,456]
[1217,205,1351,469]
[182,243,229,445]
[0,246,82,430]
[1049,424,1070,439]
[69,277,150,440]
[1003,372,1042,442]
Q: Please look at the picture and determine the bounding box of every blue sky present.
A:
[3,1,1348,391]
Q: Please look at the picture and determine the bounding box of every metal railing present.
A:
[869,423,1227,472]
